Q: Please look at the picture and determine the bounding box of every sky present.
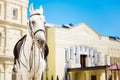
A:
[28,0,120,37]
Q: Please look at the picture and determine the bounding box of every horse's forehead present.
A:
[30,14,45,22]
[34,9,42,14]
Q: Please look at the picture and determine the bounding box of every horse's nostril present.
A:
[38,40,41,44]
[38,39,44,45]
[41,40,44,45]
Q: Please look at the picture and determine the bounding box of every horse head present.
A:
[28,4,46,48]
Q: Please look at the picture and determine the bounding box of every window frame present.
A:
[65,48,70,63]
[12,8,18,19]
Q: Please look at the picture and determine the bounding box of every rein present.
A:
[20,34,44,74]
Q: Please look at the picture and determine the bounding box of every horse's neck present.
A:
[24,33,33,56]
[24,32,44,60]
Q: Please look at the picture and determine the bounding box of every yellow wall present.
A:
[75,72,86,80]
[70,71,106,80]
[47,27,56,80]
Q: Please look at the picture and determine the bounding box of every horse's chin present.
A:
[38,44,44,48]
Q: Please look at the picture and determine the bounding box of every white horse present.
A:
[12,4,49,80]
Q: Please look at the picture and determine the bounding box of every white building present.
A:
[46,23,120,80]
[0,0,120,80]
[0,0,28,80]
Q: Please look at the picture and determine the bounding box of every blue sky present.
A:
[28,0,120,36]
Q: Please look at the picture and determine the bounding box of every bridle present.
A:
[23,13,46,73]
[28,12,46,61]
[29,13,46,39]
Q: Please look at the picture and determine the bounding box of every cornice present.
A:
[3,0,28,8]
[0,20,27,29]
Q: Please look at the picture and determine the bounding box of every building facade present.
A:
[0,0,28,80]
[46,23,120,80]
[0,1,120,80]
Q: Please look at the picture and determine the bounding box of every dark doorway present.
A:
[80,55,87,68]
[91,75,96,80]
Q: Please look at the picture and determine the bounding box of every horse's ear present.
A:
[39,5,43,14]
[29,3,34,14]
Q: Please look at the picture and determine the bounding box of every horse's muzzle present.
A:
[37,39,45,48]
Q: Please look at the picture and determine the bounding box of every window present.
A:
[65,48,70,63]
[70,47,73,59]
[12,8,18,19]
[90,48,94,57]
[97,52,101,65]
[80,46,82,51]
[65,48,68,62]
[75,46,78,63]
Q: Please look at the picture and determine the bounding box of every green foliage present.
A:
[51,75,53,80]
[57,75,59,80]
[46,76,48,80]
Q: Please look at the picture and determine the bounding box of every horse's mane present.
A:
[13,34,27,65]
[44,43,49,60]
[13,34,49,64]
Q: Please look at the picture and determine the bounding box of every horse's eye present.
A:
[31,21,35,24]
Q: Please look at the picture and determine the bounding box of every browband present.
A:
[30,13,41,18]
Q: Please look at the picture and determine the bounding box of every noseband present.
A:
[34,29,45,35]
[29,13,45,38]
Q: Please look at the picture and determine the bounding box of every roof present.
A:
[107,63,120,70]
[69,23,101,37]
[46,22,103,39]
[109,36,120,42]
